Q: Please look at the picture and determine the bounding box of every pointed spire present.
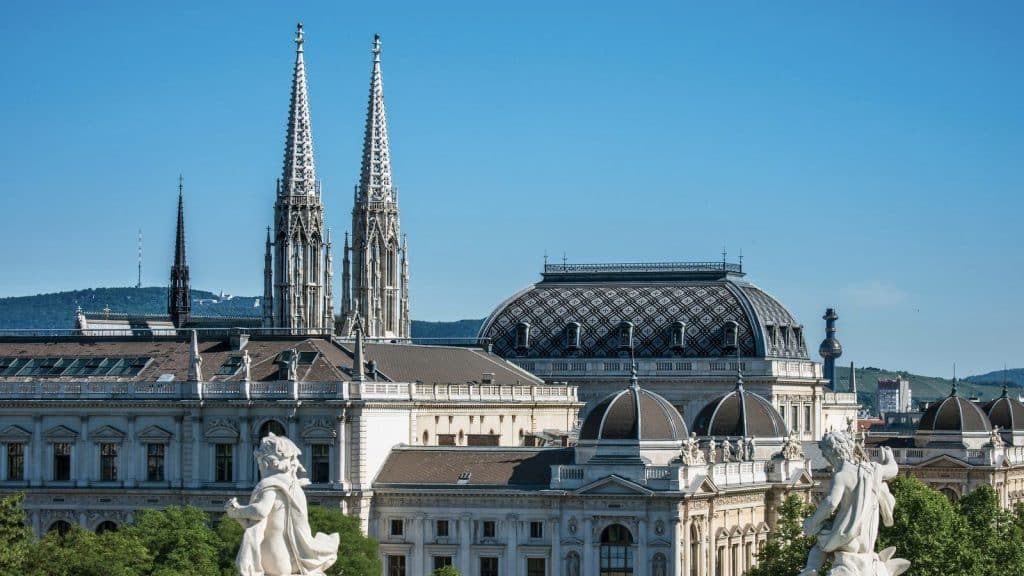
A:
[353,317,365,382]
[168,176,191,328]
[358,33,394,202]
[951,363,958,397]
[281,22,317,196]
[850,361,857,395]
[263,226,273,326]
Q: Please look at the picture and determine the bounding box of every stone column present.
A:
[31,416,42,486]
[171,416,183,486]
[550,517,561,576]
[506,514,519,575]
[76,416,89,487]
[411,514,425,576]
[636,518,648,576]
[459,514,472,576]
[189,414,202,488]
[125,416,136,488]
[238,416,251,489]
[333,414,346,488]
[671,517,682,576]
[583,518,595,575]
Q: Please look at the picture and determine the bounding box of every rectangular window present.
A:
[147,443,165,482]
[311,444,330,483]
[6,443,24,481]
[437,434,456,446]
[480,556,499,576]
[530,520,543,539]
[482,520,496,538]
[215,444,233,482]
[387,555,406,576]
[804,406,812,432]
[53,442,72,481]
[791,406,799,431]
[433,556,453,570]
[467,434,500,446]
[716,547,725,576]
[390,518,404,537]
[527,557,546,576]
[100,443,119,481]
[436,519,449,538]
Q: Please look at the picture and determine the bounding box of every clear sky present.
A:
[0,1,1021,377]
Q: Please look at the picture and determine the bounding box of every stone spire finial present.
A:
[282,22,317,196]
[188,330,203,382]
[358,32,394,203]
[352,317,365,382]
[168,176,191,328]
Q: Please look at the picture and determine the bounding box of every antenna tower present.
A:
[136,229,143,289]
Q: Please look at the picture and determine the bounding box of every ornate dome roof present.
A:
[479,262,808,360]
[981,387,1024,432]
[579,381,688,442]
[692,377,787,438]
[918,386,991,434]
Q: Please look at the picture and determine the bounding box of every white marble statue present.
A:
[706,438,718,463]
[736,437,747,461]
[682,432,706,465]
[721,438,735,462]
[799,431,909,576]
[226,433,340,576]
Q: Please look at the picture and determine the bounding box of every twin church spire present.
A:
[264,24,409,338]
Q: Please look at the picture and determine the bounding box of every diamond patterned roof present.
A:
[480,277,807,359]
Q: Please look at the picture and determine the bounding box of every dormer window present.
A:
[565,322,581,351]
[670,321,686,351]
[766,324,776,348]
[793,326,804,349]
[618,322,634,350]
[722,321,739,352]
[780,325,790,349]
[515,322,531,351]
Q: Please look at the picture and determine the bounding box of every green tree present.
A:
[124,506,221,576]
[747,493,816,576]
[957,485,1024,576]
[25,525,152,576]
[431,566,462,576]
[0,493,32,576]
[878,475,970,576]
[307,506,381,576]
[214,514,244,576]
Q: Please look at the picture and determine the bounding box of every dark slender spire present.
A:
[168,176,191,328]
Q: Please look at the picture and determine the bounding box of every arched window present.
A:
[422,431,429,445]
[690,523,701,576]
[96,520,118,534]
[259,420,287,439]
[618,322,634,350]
[457,430,464,445]
[600,523,634,575]
[670,321,686,351]
[722,321,738,352]
[515,322,531,351]
[49,520,73,537]
[565,322,582,351]
[940,487,959,502]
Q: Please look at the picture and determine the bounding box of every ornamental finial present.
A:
[373,33,381,60]
[296,23,304,50]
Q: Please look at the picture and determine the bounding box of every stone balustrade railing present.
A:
[0,380,577,403]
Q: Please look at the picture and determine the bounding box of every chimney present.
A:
[230,329,249,351]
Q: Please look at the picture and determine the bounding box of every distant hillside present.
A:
[965,368,1024,388]
[0,287,487,340]
[832,365,1011,407]
[0,287,260,330]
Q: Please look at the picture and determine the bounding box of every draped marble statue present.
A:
[799,431,909,576]
[226,433,340,576]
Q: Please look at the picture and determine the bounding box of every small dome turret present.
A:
[692,372,787,438]
[579,377,688,442]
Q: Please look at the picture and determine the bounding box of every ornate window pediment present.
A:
[205,418,239,442]
[138,425,173,443]
[0,425,31,443]
[302,418,337,445]
[44,425,79,442]
[90,425,126,443]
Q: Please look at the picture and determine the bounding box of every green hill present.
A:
[965,368,1024,388]
[0,287,485,340]
[832,364,1011,408]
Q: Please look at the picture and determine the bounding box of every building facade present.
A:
[876,377,912,416]
[0,333,579,535]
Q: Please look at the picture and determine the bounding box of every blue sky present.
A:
[0,1,1021,377]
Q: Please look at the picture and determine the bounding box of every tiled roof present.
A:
[329,342,543,386]
[374,446,573,488]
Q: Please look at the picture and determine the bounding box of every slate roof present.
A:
[330,342,543,386]
[579,386,687,441]
[373,446,573,489]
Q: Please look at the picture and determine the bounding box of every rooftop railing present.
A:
[543,261,743,274]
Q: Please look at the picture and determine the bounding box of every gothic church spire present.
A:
[281,23,317,197]
[358,33,394,203]
[168,176,191,328]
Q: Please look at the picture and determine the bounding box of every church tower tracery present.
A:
[339,34,410,339]
[265,23,334,333]
[168,176,191,329]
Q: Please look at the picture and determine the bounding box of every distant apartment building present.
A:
[876,377,912,415]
